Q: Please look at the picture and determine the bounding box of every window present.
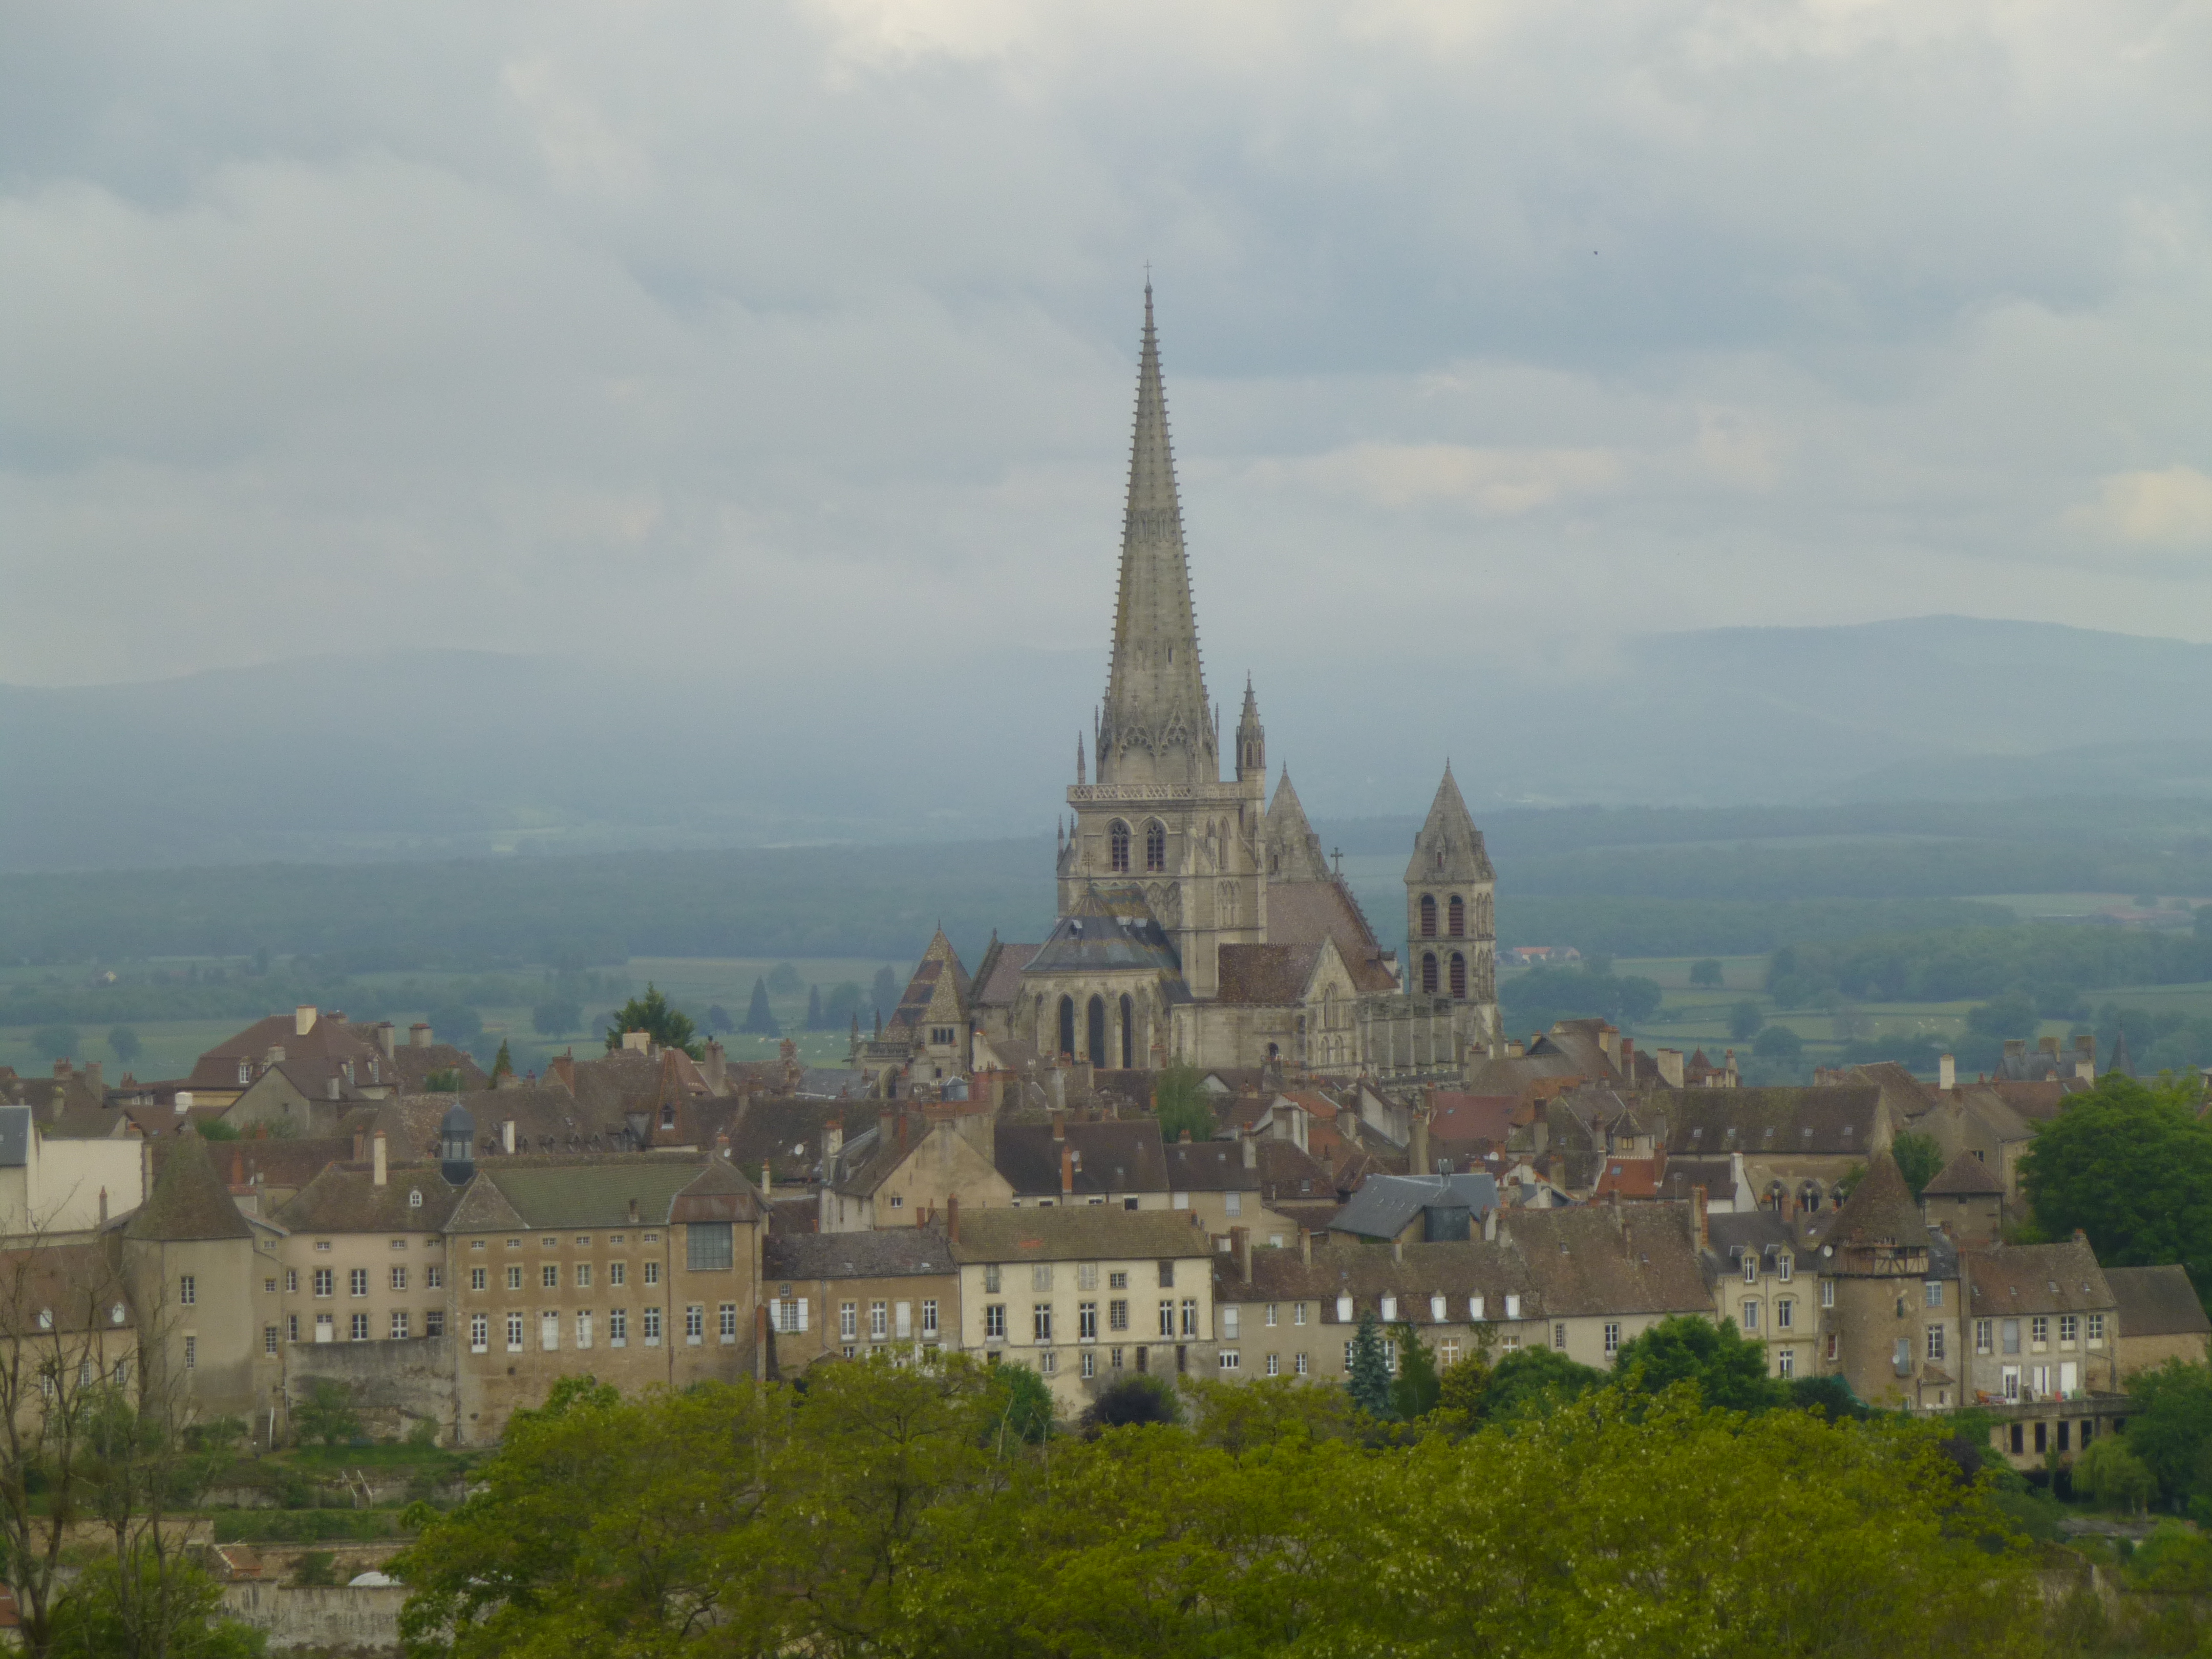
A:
[316,1240,333,1252]
[1742,1256,1758,1284]
[1430,1295,1447,1323]
[688,1223,735,1272]
[427,1310,444,1337]
[1294,1302,1307,1326]
[1039,1350,1058,1376]
[610,1262,626,1287]
[1219,1350,1241,1371]
[1110,820,1131,873]
[720,1303,738,1343]
[316,1313,334,1340]
[350,1313,370,1340]
[471,1267,487,1291]
[1778,1254,1793,1282]
[610,1308,628,1345]
[287,1314,299,1342]
[471,1313,489,1352]
[542,1312,560,1351]
[870,1301,889,1341]
[1032,1264,1054,1292]
[1109,1270,1128,1290]
[643,1262,661,1286]
[575,1264,592,1289]
[1380,1296,1398,1323]
[1740,1301,1760,1332]
[543,1264,560,1290]
[1421,953,1438,993]
[179,1275,196,1306]
[506,1312,525,1351]
[1825,1332,1839,1361]
[1081,1350,1097,1379]
[1603,1322,1621,1357]
[1552,1323,1567,1351]
[1265,1304,1279,1328]
[1033,1304,1054,1342]
[426,1266,442,1290]
[1344,1341,1356,1371]
[1778,1349,1796,1379]
[350,1269,369,1298]
[1975,1318,1993,1353]
[1109,1298,1128,1332]
[2031,1315,2049,1348]
[391,1267,408,1292]
[1079,1302,1098,1341]
[922,1299,939,1338]
[2059,1314,2079,1346]
[840,1302,859,1341]
[1295,1353,1309,1376]
[1925,1281,1944,1309]
[1777,1298,1794,1331]
[264,1325,280,1356]
[285,1269,299,1293]
[1222,1307,1240,1339]
[184,1336,196,1370]
[1145,820,1166,873]
[1336,1295,1354,1322]
[1158,1302,1176,1338]
[391,1311,410,1339]
[1448,894,1465,937]
[313,1269,333,1298]
[986,1304,1007,1340]
[2003,1319,2020,1355]
[391,1237,407,1250]
[1504,1295,1521,1320]
[506,1266,523,1290]
[643,1307,662,1345]
[1420,894,1438,938]
[507,1238,521,1249]
[2088,1313,2106,1344]
[1820,1280,1835,1308]
[1181,1299,1198,1337]
[409,1189,423,1208]
[985,1265,1003,1294]
[1927,1324,1945,1362]
[1158,1261,1176,1289]
[1225,1192,1242,1217]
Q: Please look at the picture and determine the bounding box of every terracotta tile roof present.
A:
[1430,1094,1521,1148]
[1922,1150,2006,1197]
[1823,1152,1924,1248]
[1965,1241,2114,1319]
[724,1097,878,1186]
[1214,943,1320,1006]
[768,1197,820,1236]
[1593,1156,1663,1200]
[0,1241,133,1332]
[948,1206,1214,1264]
[995,1121,1167,1199]
[1256,1139,1337,1203]
[2104,1264,2210,1338]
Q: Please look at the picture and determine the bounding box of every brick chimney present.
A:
[1231,1225,1251,1282]
[1051,1109,1066,1141]
[1298,1226,1311,1265]
[1410,1111,1430,1178]
[947,1192,960,1243]
[372,1130,388,1188]
[1060,1143,1074,1198]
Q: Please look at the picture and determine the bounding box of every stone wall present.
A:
[285,1334,455,1442]
[220,1582,408,1653]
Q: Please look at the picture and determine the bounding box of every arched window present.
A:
[1109,821,1131,873]
[1145,820,1166,872]
[1119,993,1135,1070]
[1087,996,1108,1067]
[1448,895,1465,938]
[1419,895,1438,938]
[1450,952,1467,998]
[1421,952,1438,993]
[1058,996,1076,1059]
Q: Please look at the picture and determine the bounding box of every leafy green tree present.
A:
[2124,1358,2212,1507]
[2019,1075,2212,1294]
[422,1068,465,1093]
[823,982,866,1028]
[1391,1324,1443,1420]
[107,1025,141,1067]
[987,1364,1056,1445]
[1346,1312,1394,1418]
[1689,959,1725,988]
[741,977,779,1037]
[1479,1346,1603,1423]
[1752,1023,1803,1062]
[49,1547,267,1659]
[1079,1374,1182,1436]
[31,1024,79,1062]
[486,1040,514,1085]
[1729,1000,1765,1041]
[2073,1437,2155,1515]
[1436,1348,1494,1422]
[1965,991,2040,1044]
[1154,1064,1213,1144]
[423,1003,483,1047]
[290,1550,339,1587]
[529,998,579,1036]
[1891,1131,1946,1199]
[768,961,805,997]
[705,1003,733,1031]
[1611,1315,1782,1414]
[804,985,824,1031]
[601,983,703,1059]
[294,1379,361,1448]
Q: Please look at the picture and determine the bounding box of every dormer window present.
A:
[661,1104,676,1130]
[37,1309,53,1329]
[409,1189,423,1208]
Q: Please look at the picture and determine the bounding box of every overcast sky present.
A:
[3,0,2208,691]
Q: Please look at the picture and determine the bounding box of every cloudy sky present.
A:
[3,0,2208,693]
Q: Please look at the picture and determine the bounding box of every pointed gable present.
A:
[1826,1151,1926,1248]
[1405,762,1494,884]
[886,931,972,1038]
[122,1131,252,1241]
[1265,769,1332,883]
[1922,1149,2006,1198]
[670,1153,765,1225]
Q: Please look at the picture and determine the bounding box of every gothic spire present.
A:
[1096,282,1217,787]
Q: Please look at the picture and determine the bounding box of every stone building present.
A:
[2104,1264,2210,1377]
[966,286,1495,1083]
[1961,1239,2119,1405]
[0,1102,141,1237]
[1705,1208,1816,1379]
[1802,1154,1960,1411]
[761,1226,959,1372]
[0,1239,139,1432]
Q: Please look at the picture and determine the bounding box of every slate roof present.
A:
[1215,943,1321,1006]
[1164,1138,1260,1194]
[995,1120,1167,1199]
[1656,1155,1741,1206]
[1965,1241,2114,1318]
[449,1154,761,1232]
[1255,1139,1338,1204]
[2104,1264,2211,1339]
[1329,1173,1499,1241]
[725,1097,879,1186]
[275,1164,463,1234]
[1024,885,1184,977]
[948,1206,1214,1263]
[1707,1209,1797,1273]
[969,940,1041,1009]
[1923,1150,2007,1197]
[0,1107,29,1167]
[764,1224,955,1281]
[120,1131,251,1241]
[1665,1086,1881,1158]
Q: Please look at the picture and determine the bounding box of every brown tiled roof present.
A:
[2104,1264,2210,1339]
[1666,1086,1881,1158]
[1255,1139,1337,1203]
[382,1084,634,1162]
[389,1045,488,1093]
[274,1164,463,1235]
[1164,1138,1259,1194]
[1991,1079,2086,1122]
[768,1197,819,1235]
[725,1097,878,1186]
[1593,1157,1663,1200]
[121,1131,251,1241]
[0,1242,132,1333]
[996,1120,1167,1199]
[1264,881,1397,994]
[670,1153,765,1224]
[949,1206,1214,1263]
[230,1136,356,1194]
[1965,1241,2113,1318]
[1512,1203,1713,1318]
[970,941,1041,1009]
[1226,1238,1534,1317]
[1431,1094,1521,1148]
[764,1224,954,1281]
[1215,944,1320,1006]
[1824,1152,1924,1247]
[1922,1150,2006,1197]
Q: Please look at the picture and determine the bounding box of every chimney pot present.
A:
[352,1130,366,1162]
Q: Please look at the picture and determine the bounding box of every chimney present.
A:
[1619,1037,1635,1080]
[410,1023,433,1049]
[1179,1129,1194,1144]
[1231,1225,1252,1280]
[295,1005,318,1038]
[326,1077,341,1101]
[1655,1048,1684,1089]
[1240,1129,1256,1170]
[823,1117,844,1169]
[896,1113,908,1152]
[704,1040,727,1095]
[374,1022,396,1059]
[628,1197,640,1224]
[947,1192,960,1244]
[265,1044,285,1067]
[1060,1142,1074,1198]
[761,1160,772,1196]
[1598,1025,1619,1066]
[1298,1227,1311,1265]
[1391,1237,1403,1262]
[372,1131,388,1187]
[1504,1038,1525,1058]
[98,1186,108,1224]
[231,1146,244,1186]
[84,1061,102,1094]
[2039,1035,2061,1059]
[1692,1185,1709,1250]
[501,1119,516,1156]
[1051,1109,1066,1141]
[622,1030,652,1055]
[1939,1053,1956,1091]
[352,1129,366,1163]
[1410,1112,1431,1178]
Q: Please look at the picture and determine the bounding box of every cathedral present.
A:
[867,287,1499,1092]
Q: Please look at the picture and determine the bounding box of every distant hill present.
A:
[6,615,2212,872]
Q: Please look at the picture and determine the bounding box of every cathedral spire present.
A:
[1096,282,1217,787]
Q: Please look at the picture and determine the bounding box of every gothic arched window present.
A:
[1450,952,1467,999]
[1145,820,1166,873]
[1421,952,1439,993]
[1058,996,1076,1059]
[1448,895,1465,938]
[1419,895,1438,938]
[1087,996,1108,1067]
[1109,820,1131,873]
[1119,993,1135,1070]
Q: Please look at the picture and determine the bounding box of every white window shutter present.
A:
[797,1298,809,1332]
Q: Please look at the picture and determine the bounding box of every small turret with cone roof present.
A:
[1235,675,1266,784]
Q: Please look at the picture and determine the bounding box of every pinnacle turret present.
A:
[1095,283,1217,788]
[1235,674,1266,782]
